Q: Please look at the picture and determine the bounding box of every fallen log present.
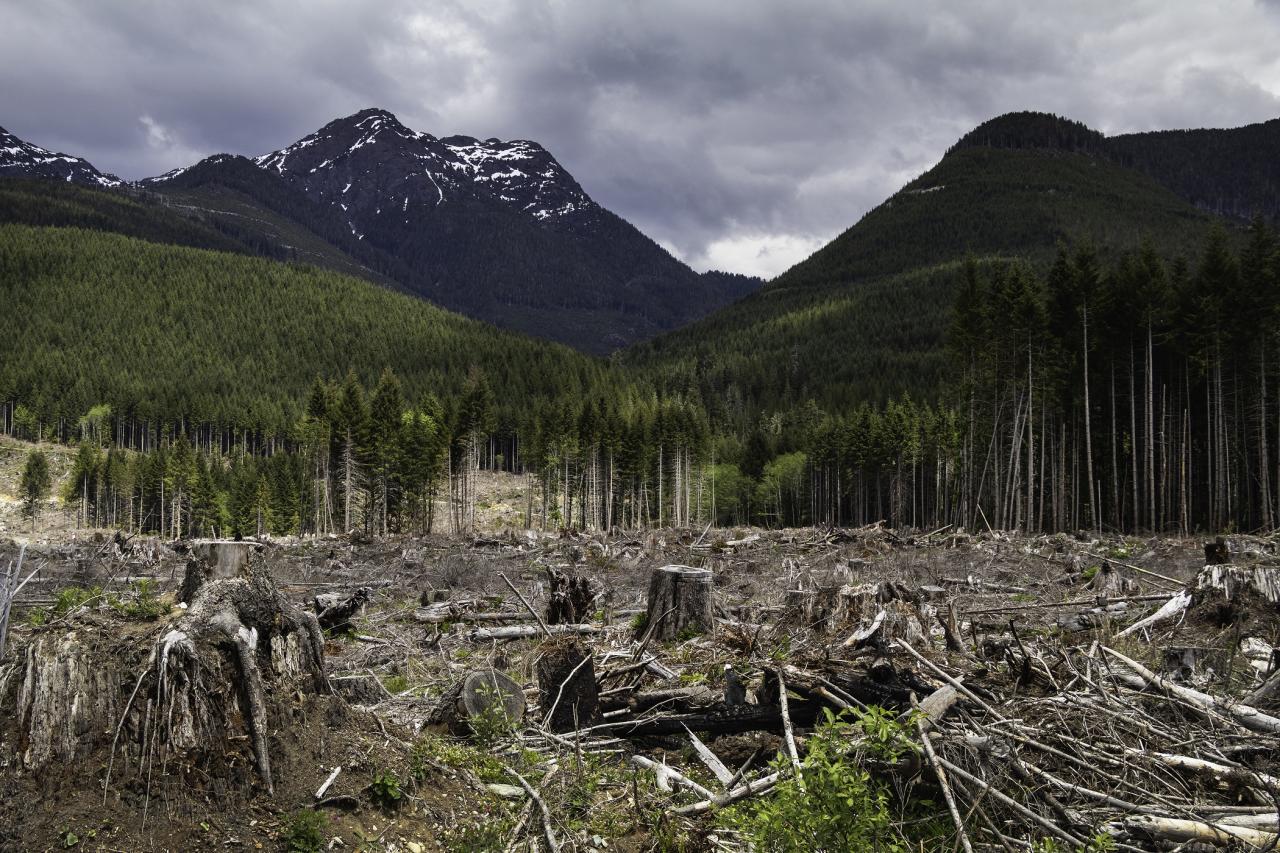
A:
[1112,815,1278,848]
[599,700,820,737]
[468,623,600,641]
[1101,645,1280,734]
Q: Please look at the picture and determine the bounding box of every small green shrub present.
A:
[630,611,649,634]
[281,809,326,852]
[382,674,409,694]
[469,683,516,747]
[719,707,934,852]
[1082,564,1100,582]
[369,770,403,809]
[53,586,101,615]
[111,579,166,620]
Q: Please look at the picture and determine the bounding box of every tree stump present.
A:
[545,568,593,625]
[644,565,713,641]
[179,540,257,603]
[4,549,326,798]
[428,669,526,736]
[536,640,598,732]
[1204,537,1231,565]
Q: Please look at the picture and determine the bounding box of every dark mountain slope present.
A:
[150,109,760,353]
[628,111,1241,413]
[0,224,609,431]
[1107,118,1280,221]
[0,125,121,187]
[1,114,759,354]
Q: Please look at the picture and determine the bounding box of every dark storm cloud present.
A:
[2,0,1278,276]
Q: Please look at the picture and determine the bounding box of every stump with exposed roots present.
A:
[1,548,328,798]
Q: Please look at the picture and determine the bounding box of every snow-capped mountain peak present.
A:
[249,109,594,226]
[0,126,121,187]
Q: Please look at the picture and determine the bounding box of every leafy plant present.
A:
[281,809,327,853]
[111,579,166,620]
[382,674,409,694]
[719,707,931,852]
[52,586,102,615]
[468,681,516,747]
[369,770,403,809]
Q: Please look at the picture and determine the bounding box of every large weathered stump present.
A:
[536,640,598,732]
[179,539,257,603]
[644,565,714,641]
[428,669,526,736]
[2,549,327,799]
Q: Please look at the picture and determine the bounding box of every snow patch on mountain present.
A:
[250,110,596,224]
[0,126,122,188]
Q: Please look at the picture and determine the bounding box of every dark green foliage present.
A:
[719,707,942,852]
[368,771,403,809]
[18,449,50,523]
[281,809,326,853]
[0,224,609,434]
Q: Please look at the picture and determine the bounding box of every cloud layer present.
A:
[2,0,1278,277]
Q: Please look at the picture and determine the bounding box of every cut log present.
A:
[644,566,713,642]
[536,640,598,732]
[428,669,526,736]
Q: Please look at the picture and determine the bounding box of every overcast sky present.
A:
[2,1,1279,277]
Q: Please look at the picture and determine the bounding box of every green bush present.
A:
[719,707,933,852]
[369,770,403,809]
[53,586,102,615]
[281,809,326,852]
[110,579,166,620]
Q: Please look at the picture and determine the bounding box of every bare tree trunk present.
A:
[1082,300,1098,532]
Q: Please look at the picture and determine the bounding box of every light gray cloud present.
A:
[1,0,1278,277]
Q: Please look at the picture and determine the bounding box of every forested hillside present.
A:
[5,111,1280,540]
[0,224,610,433]
[627,118,1220,414]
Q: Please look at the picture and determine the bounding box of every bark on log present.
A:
[428,669,526,736]
[645,566,713,642]
[536,640,598,732]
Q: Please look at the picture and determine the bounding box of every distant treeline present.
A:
[5,220,1280,535]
